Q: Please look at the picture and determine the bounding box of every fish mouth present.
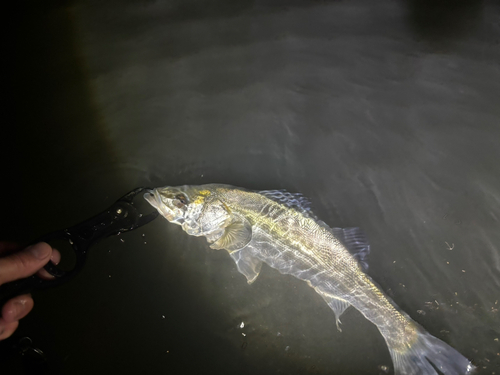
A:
[144,189,175,221]
[144,189,161,208]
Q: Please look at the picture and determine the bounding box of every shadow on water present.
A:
[4,0,124,239]
[2,0,126,372]
[405,0,484,46]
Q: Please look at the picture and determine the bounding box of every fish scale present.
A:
[145,184,475,375]
[224,190,441,359]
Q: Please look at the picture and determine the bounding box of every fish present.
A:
[144,184,475,375]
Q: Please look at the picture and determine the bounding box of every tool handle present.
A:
[0,187,158,307]
[0,232,85,307]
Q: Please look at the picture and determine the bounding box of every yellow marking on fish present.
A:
[193,190,212,204]
[146,184,475,374]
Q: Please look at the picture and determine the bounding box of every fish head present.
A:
[144,185,231,240]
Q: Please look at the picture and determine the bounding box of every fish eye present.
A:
[174,194,188,207]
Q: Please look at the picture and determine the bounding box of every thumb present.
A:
[0,243,53,285]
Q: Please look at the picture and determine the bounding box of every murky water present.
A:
[3,0,499,374]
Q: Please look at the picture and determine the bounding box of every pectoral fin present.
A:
[210,217,252,251]
[316,290,350,332]
[230,248,263,284]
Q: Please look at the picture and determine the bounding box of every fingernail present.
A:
[51,254,60,265]
[12,299,27,319]
[29,243,51,259]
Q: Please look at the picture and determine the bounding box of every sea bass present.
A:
[144,184,475,375]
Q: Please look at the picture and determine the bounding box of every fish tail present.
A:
[386,326,475,375]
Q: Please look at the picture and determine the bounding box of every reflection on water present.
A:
[3,0,500,374]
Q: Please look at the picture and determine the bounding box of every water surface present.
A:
[3,0,499,374]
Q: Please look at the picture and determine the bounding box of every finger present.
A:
[0,242,53,285]
[0,319,19,341]
[1,294,34,323]
[36,249,61,279]
[0,242,21,255]
[51,248,61,265]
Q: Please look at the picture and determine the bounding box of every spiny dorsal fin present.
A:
[258,189,317,219]
[318,223,370,271]
[210,216,252,251]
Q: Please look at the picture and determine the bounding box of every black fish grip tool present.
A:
[0,187,159,307]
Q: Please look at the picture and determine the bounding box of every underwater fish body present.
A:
[145,184,475,375]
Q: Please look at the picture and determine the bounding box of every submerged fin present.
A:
[210,217,252,251]
[258,189,317,219]
[323,225,370,271]
[317,291,350,332]
[230,248,263,284]
[341,227,370,271]
[386,326,476,375]
[258,190,369,270]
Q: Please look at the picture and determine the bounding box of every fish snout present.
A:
[144,189,160,208]
[144,189,176,221]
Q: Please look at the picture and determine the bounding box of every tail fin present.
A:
[387,328,475,375]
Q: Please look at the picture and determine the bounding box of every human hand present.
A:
[0,242,61,340]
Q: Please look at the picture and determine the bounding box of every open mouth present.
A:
[144,189,161,208]
[144,189,177,222]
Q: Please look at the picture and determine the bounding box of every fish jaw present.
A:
[144,188,184,224]
[144,185,231,239]
[144,189,161,209]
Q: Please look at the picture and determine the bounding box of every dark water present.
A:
[3,0,499,374]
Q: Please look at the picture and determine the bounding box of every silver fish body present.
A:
[145,184,475,375]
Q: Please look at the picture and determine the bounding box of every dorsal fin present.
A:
[341,227,370,270]
[319,223,370,271]
[258,190,369,270]
[258,189,317,219]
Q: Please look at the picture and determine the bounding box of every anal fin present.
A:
[316,290,350,332]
